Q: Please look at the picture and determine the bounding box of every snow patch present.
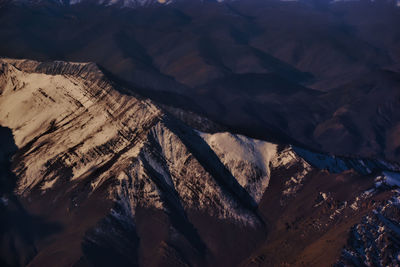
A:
[275,147,312,198]
[382,171,400,187]
[199,131,277,203]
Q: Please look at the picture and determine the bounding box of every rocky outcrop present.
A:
[337,189,400,267]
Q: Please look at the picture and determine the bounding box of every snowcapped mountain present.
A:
[1,58,400,266]
[0,58,268,225]
[0,58,305,265]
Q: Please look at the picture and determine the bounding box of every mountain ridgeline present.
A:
[0,58,400,266]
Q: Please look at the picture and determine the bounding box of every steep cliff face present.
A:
[1,58,400,266]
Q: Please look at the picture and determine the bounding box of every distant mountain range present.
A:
[2,0,400,163]
[7,0,400,8]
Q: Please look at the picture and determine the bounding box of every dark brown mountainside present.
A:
[1,58,400,267]
[1,0,400,163]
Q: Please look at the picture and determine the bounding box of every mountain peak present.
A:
[2,58,400,266]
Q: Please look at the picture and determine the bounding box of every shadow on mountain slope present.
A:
[0,126,63,267]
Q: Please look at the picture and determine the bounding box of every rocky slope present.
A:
[1,58,400,266]
[336,187,400,266]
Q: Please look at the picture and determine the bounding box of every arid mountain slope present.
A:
[1,58,400,266]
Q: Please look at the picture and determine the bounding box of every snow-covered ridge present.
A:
[199,132,278,203]
[1,58,258,225]
[0,58,336,227]
[1,58,104,82]
[3,58,399,230]
[198,132,314,202]
[293,146,400,175]
[1,58,293,226]
[5,58,400,266]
